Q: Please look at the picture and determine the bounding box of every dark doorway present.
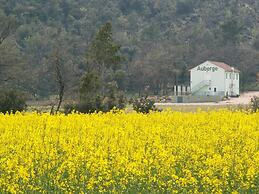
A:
[177,96,183,103]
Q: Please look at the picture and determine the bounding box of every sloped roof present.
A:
[208,61,240,73]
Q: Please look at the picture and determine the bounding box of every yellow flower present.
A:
[0,110,257,193]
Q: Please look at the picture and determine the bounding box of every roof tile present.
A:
[208,61,240,73]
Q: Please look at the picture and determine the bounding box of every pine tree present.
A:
[87,22,124,73]
[78,22,126,113]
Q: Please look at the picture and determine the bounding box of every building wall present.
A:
[190,61,225,96]
[225,72,240,96]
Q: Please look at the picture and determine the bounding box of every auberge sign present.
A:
[197,66,218,72]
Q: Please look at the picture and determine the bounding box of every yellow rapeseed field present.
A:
[0,110,258,193]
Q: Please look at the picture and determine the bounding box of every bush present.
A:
[132,96,157,114]
[250,96,259,112]
[64,93,126,114]
[64,96,102,114]
[0,90,27,113]
[102,84,126,112]
[77,71,126,114]
[77,95,103,113]
[64,103,77,114]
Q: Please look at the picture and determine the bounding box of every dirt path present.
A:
[155,91,259,106]
[218,91,259,105]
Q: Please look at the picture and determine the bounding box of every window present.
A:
[236,74,238,80]
[226,73,228,79]
[214,88,217,92]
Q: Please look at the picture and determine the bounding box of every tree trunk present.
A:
[55,54,65,113]
[51,49,65,114]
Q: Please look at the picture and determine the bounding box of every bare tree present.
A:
[0,15,17,46]
[50,49,65,114]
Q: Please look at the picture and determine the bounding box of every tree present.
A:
[0,90,27,113]
[50,49,65,114]
[87,22,124,75]
[1,0,259,97]
[176,0,195,16]
[221,18,244,45]
[80,71,101,101]
[0,12,22,86]
[78,22,126,112]
[0,13,17,45]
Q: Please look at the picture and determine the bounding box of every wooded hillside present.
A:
[1,0,259,98]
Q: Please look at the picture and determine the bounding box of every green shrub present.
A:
[64,103,77,114]
[77,95,103,113]
[64,93,126,114]
[0,90,27,113]
[132,96,157,114]
[250,96,259,112]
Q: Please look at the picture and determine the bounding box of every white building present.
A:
[190,61,240,97]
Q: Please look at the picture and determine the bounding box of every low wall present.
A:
[163,95,223,103]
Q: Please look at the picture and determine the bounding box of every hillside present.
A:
[0,0,259,97]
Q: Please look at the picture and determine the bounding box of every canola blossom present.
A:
[0,110,258,193]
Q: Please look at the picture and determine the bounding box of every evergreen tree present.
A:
[87,22,124,73]
[79,22,126,113]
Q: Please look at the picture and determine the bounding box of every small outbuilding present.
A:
[190,61,240,97]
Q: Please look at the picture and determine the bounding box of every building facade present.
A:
[190,61,240,97]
